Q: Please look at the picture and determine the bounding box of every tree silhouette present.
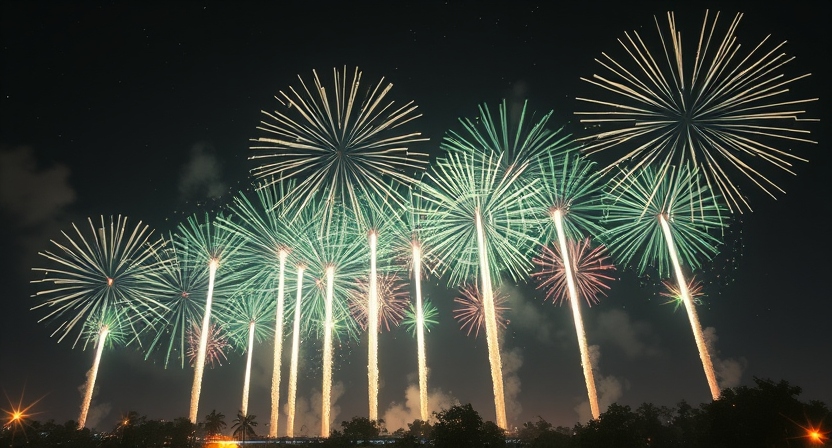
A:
[203,409,226,437]
[231,411,257,442]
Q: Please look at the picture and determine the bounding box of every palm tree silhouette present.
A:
[232,411,257,442]
[203,410,226,437]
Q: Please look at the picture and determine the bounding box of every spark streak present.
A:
[286,265,304,438]
[368,231,379,421]
[659,215,719,399]
[412,243,429,422]
[241,322,256,416]
[269,250,287,437]
[321,266,335,437]
[190,258,218,423]
[78,326,108,429]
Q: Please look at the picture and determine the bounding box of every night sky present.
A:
[1,0,830,435]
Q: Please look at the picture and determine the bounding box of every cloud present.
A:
[178,143,226,200]
[501,284,554,345]
[593,309,660,358]
[381,378,458,432]
[284,381,345,437]
[573,345,628,422]
[0,146,76,228]
[703,326,747,389]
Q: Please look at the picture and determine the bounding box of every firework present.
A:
[31,215,167,428]
[143,233,209,369]
[576,10,818,213]
[419,140,540,429]
[402,299,439,336]
[601,164,726,399]
[249,66,428,228]
[175,212,245,423]
[290,206,364,437]
[532,238,615,419]
[453,284,509,338]
[661,276,705,310]
[222,182,294,437]
[186,322,229,368]
[215,290,276,416]
[350,273,409,332]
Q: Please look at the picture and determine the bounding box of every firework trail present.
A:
[602,164,726,399]
[250,66,428,422]
[349,273,409,332]
[453,284,510,338]
[533,153,609,419]
[576,10,817,213]
[175,213,244,423]
[215,290,275,416]
[419,101,548,428]
[532,238,615,419]
[31,215,167,428]
[222,182,295,436]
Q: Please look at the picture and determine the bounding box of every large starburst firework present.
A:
[186,322,229,368]
[453,284,509,338]
[576,10,818,212]
[249,66,428,228]
[349,273,409,332]
[532,238,616,306]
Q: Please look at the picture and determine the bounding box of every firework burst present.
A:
[532,239,616,306]
[349,273,409,332]
[453,284,510,338]
[186,322,229,368]
[661,276,705,310]
[576,10,818,212]
[249,66,428,228]
[402,299,439,336]
[31,215,167,428]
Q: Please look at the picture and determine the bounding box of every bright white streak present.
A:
[190,258,218,423]
[368,231,379,421]
[286,265,304,438]
[269,250,287,437]
[241,321,256,416]
[659,215,720,400]
[321,266,335,437]
[78,326,108,429]
[412,243,429,422]
[474,209,507,429]
[553,210,600,420]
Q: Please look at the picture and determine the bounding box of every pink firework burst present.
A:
[349,273,409,332]
[660,276,705,310]
[453,284,509,338]
[532,238,616,306]
[186,322,230,368]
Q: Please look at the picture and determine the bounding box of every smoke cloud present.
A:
[502,347,524,423]
[501,284,554,345]
[178,143,226,200]
[594,309,660,357]
[381,380,458,432]
[703,326,746,389]
[284,381,345,437]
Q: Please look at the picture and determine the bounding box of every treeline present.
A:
[2,378,828,447]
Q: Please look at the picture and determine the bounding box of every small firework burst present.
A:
[453,284,509,338]
[660,276,705,310]
[532,238,616,306]
[187,323,230,368]
[401,299,439,336]
[349,273,409,332]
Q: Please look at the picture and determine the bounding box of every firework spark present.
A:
[31,215,166,428]
[577,10,818,213]
[186,322,230,368]
[661,276,705,310]
[402,298,439,336]
[453,284,509,338]
[533,239,616,307]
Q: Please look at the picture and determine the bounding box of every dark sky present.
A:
[1,0,830,435]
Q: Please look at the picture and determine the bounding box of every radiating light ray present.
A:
[2,386,45,444]
[30,215,167,428]
[250,66,428,230]
[577,10,818,213]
